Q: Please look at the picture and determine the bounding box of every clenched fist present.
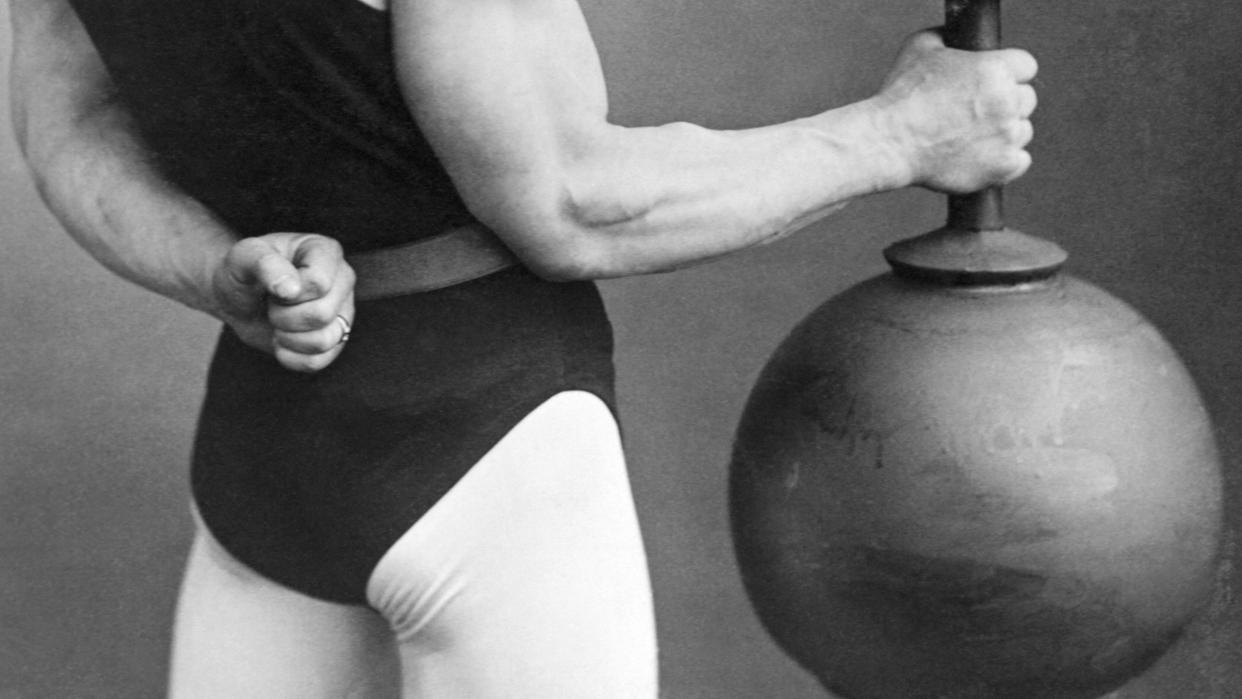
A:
[873,29,1038,194]
[210,233,356,373]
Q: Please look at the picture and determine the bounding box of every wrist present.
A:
[160,213,238,320]
[856,95,923,192]
[804,98,921,196]
[188,248,232,320]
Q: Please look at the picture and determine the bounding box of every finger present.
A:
[286,236,346,304]
[998,48,1038,83]
[268,265,355,333]
[999,149,1033,184]
[274,327,341,355]
[224,238,303,303]
[1016,84,1037,118]
[909,28,946,52]
[269,297,337,333]
[1010,119,1034,148]
[275,304,353,372]
[274,312,353,354]
[274,344,344,374]
[890,29,943,72]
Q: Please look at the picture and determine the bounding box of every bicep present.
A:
[389,0,612,229]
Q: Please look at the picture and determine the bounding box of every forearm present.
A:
[393,0,1030,282]
[21,104,234,315]
[10,0,235,316]
[511,100,909,279]
[395,0,892,280]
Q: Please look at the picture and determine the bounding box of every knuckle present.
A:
[275,348,309,373]
[301,352,335,373]
[1014,49,1039,77]
[900,29,941,59]
[320,235,344,257]
[1018,85,1038,116]
[904,29,931,48]
[288,304,332,330]
[282,232,318,249]
[1000,150,1032,182]
[278,349,330,374]
[300,303,337,328]
[977,53,1010,79]
[301,232,342,254]
[309,327,340,353]
[279,329,335,354]
[981,88,1020,119]
[268,300,331,331]
[339,262,357,288]
[1018,120,1034,146]
[995,48,1037,77]
[1000,120,1024,143]
[306,235,345,266]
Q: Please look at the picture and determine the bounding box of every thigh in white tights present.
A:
[168,391,658,698]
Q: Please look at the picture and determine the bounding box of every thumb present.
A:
[223,237,303,304]
[905,28,946,56]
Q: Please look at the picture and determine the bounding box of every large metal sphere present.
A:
[730,272,1222,699]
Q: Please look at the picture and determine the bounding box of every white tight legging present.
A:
[168,391,658,698]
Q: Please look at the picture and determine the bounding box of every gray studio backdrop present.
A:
[2,0,1240,697]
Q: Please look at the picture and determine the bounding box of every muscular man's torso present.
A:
[70,0,470,251]
[68,0,617,604]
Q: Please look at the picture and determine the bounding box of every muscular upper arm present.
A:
[389,0,615,263]
[9,0,116,160]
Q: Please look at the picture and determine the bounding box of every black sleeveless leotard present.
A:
[68,0,616,604]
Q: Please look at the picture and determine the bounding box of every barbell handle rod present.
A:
[945,0,1004,232]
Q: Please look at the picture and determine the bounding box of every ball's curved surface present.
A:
[730,273,1222,699]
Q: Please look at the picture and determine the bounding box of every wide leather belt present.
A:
[347,223,520,301]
